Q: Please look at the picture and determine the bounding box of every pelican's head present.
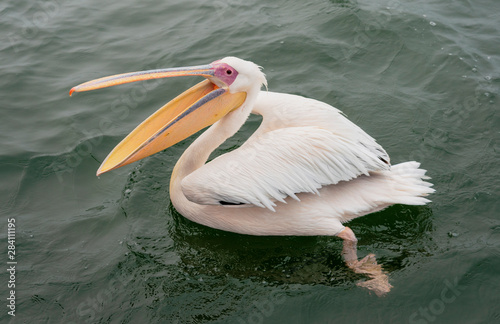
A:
[209,57,267,93]
[70,57,266,175]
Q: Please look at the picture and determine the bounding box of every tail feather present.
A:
[330,161,435,223]
[385,161,435,206]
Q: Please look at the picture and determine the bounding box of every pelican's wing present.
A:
[181,125,390,211]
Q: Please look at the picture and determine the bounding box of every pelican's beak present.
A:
[70,64,247,175]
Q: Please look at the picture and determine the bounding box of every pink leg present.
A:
[337,227,393,296]
[337,226,359,263]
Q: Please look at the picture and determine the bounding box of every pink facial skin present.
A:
[211,61,239,87]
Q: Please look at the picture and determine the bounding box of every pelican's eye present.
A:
[212,62,239,86]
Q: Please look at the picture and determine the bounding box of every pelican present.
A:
[70,57,434,296]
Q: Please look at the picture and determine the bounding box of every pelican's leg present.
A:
[337,227,393,296]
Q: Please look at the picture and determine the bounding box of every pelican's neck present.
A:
[170,87,260,186]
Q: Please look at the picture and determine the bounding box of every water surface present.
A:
[1,0,499,323]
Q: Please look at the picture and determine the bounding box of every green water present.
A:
[1,0,500,323]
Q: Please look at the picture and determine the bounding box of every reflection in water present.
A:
[167,203,435,286]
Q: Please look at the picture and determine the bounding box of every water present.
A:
[1,0,500,323]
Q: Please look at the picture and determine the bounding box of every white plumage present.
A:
[171,89,434,237]
[183,92,393,211]
[71,56,434,295]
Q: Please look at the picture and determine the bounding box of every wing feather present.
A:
[181,125,390,211]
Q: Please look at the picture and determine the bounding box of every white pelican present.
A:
[70,57,434,296]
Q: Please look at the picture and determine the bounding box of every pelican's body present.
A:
[170,91,431,237]
[71,57,434,295]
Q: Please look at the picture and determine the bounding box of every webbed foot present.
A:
[349,254,392,296]
[337,227,393,296]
